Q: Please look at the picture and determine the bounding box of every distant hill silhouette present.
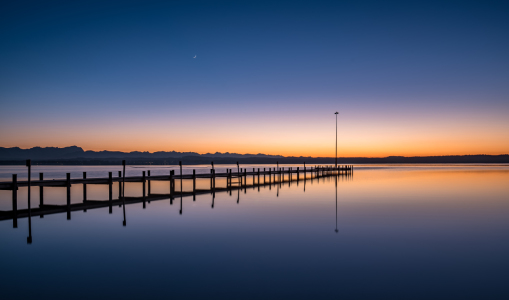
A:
[0,146,508,165]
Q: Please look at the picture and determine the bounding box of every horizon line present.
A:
[1,145,508,159]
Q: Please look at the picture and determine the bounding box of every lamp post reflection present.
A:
[335,174,338,233]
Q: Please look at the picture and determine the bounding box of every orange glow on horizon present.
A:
[1,106,508,158]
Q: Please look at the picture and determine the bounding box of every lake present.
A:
[1,164,508,299]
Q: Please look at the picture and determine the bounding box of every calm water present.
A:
[1,164,509,299]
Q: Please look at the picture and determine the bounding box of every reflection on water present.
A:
[1,165,509,299]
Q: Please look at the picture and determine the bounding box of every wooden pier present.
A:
[0,163,353,225]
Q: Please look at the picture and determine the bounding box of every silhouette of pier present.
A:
[0,163,353,226]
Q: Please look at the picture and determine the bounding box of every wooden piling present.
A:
[117,171,122,207]
[66,173,71,220]
[82,172,87,203]
[192,169,196,201]
[117,171,122,201]
[142,171,146,198]
[12,174,17,228]
[170,170,175,204]
[108,172,113,202]
[39,173,44,218]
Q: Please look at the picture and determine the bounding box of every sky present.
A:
[1,0,508,157]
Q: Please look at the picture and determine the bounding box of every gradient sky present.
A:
[1,0,508,157]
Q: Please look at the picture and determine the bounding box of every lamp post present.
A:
[335,112,338,168]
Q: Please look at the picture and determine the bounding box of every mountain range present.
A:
[0,146,508,165]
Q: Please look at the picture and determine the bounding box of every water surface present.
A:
[1,165,508,299]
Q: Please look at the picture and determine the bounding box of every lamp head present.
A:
[335,112,338,115]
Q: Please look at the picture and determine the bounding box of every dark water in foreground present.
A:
[1,165,509,299]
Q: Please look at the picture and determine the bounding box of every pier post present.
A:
[118,171,122,207]
[12,174,17,228]
[83,172,87,203]
[147,170,151,195]
[26,160,31,240]
[170,170,175,204]
[122,160,126,211]
[229,169,232,196]
[39,173,44,218]
[108,172,113,203]
[142,171,146,199]
[118,171,122,201]
[212,169,216,199]
[180,163,184,215]
[192,169,196,201]
[26,160,32,243]
[297,167,300,181]
[66,173,71,220]
[122,160,126,226]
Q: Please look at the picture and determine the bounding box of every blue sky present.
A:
[1,0,508,156]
